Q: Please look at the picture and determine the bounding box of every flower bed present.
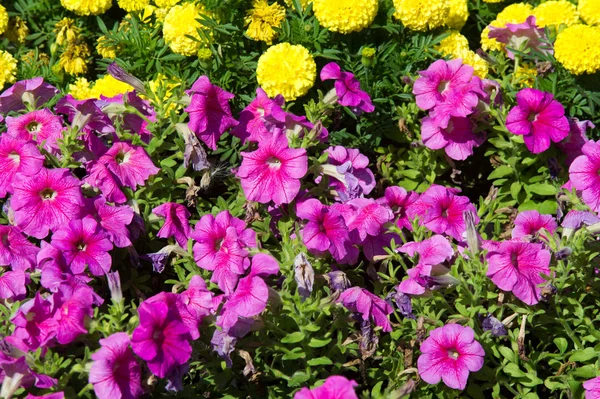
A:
[0,0,600,398]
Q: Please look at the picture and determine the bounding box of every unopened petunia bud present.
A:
[327,270,351,292]
[106,270,123,303]
[480,313,507,337]
[107,62,146,95]
[294,253,314,299]
[464,210,481,255]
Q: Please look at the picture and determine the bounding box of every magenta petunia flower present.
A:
[51,216,114,276]
[89,332,143,399]
[0,355,57,395]
[6,293,57,352]
[131,300,192,378]
[144,292,200,340]
[340,198,394,241]
[0,225,39,271]
[505,88,569,154]
[184,76,238,150]
[296,198,350,261]
[320,62,374,114]
[97,92,156,144]
[569,140,600,212]
[399,235,454,295]
[233,87,285,143]
[488,16,550,60]
[486,241,551,305]
[409,185,478,241]
[294,375,359,399]
[43,283,96,344]
[584,377,600,399]
[97,142,160,190]
[84,161,127,204]
[512,210,557,240]
[55,95,115,135]
[325,146,376,201]
[5,109,64,152]
[237,132,308,205]
[0,270,27,300]
[153,202,192,248]
[421,116,485,161]
[181,275,216,323]
[361,231,401,262]
[338,287,393,332]
[191,210,257,295]
[557,118,594,166]
[86,197,134,248]
[0,135,45,198]
[11,168,84,239]
[562,210,600,231]
[0,77,59,114]
[24,393,65,399]
[377,186,419,231]
[417,324,485,390]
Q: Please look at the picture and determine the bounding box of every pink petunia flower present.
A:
[237,132,308,205]
[55,95,115,135]
[144,292,200,340]
[0,225,39,271]
[181,275,217,323]
[557,118,594,166]
[11,168,84,239]
[51,216,114,276]
[85,197,134,248]
[505,88,569,154]
[421,116,485,161]
[338,198,394,241]
[0,135,45,198]
[153,202,192,248]
[184,76,238,150]
[417,324,485,390]
[377,186,419,231]
[324,146,376,201]
[89,332,143,399]
[409,185,478,241]
[296,198,349,262]
[569,140,600,212]
[584,377,600,399]
[24,392,65,399]
[488,16,551,60]
[512,210,557,240]
[338,287,393,332]
[131,300,192,378]
[97,92,156,144]
[5,109,64,152]
[0,270,27,300]
[320,62,374,114]
[486,241,551,305]
[6,293,55,352]
[233,88,285,143]
[0,77,59,114]
[294,375,359,399]
[97,142,160,190]
[84,161,127,204]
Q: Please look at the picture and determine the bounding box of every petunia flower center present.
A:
[153,330,164,342]
[437,80,450,94]
[511,252,519,268]
[527,112,537,123]
[447,349,460,360]
[215,238,224,251]
[40,188,57,200]
[266,156,282,169]
[8,151,20,163]
[76,241,87,251]
[26,121,41,133]
[0,233,8,247]
[115,150,131,165]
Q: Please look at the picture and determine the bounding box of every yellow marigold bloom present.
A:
[445,0,469,30]
[97,36,117,59]
[437,31,488,78]
[514,64,537,87]
[555,24,600,74]
[482,0,504,2]
[393,0,449,32]
[90,75,134,98]
[118,0,149,12]
[245,0,285,44]
[163,3,213,56]
[534,1,579,27]
[283,0,312,8]
[437,30,469,55]
[54,18,80,46]
[256,43,316,101]
[6,17,29,44]
[154,7,169,21]
[58,40,91,75]
[313,0,379,34]
[138,5,156,23]
[60,0,113,16]
[481,3,534,51]
[578,0,600,25]
[154,0,179,7]
[69,77,95,100]
[0,4,8,36]
[460,50,489,78]
[0,50,17,90]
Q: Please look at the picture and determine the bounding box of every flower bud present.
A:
[326,270,351,292]
[107,62,146,95]
[361,47,376,67]
[294,253,314,300]
[106,270,123,303]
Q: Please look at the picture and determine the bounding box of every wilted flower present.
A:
[324,146,376,201]
[294,252,314,299]
[387,288,415,319]
[106,271,122,303]
[153,202,192,248]
[338,287,393,332]
[326,270,351,292]
[107,62,146,94]
[176,123,210,172]
[480,314,507,337]
[211,330,237,368]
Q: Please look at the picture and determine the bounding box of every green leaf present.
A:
[498,346,517,363]
[510,182,522,201]
[308,337,332,348]
[281,332,305,344]
[571,365,597,379]
[504,363,526,378]
[307,357,333,366]
[527,183,557,196]
[554,337,568,354]
[288,371,311,387]
[569,348,598,362]
[488,165,513,180]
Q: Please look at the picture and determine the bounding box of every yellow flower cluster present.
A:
[97,36,117,59]
[0,50,17,90]
[117,0,150,12]
[313,0,379,34]
[481,3,534,52]
[245,0,285,44]
[534,1,579,28]
[70,75,134,100]
[0,4,8,35]
[55,18,80,47]
[513,64,537,88]
[482,0,504,3]
[163,3,213,56]
[445,0,469,30]
[578,0,600,25]
[5,16,29,44]
[256,43,316,101]
[437,31,489,78]
[58,40,91,75]
[154,0,180,7]
[60,0,112,16]
[554,24,600,74]
[393,0,449,32]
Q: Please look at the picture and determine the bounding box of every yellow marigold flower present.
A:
[138,5,156,23]
[313,0,378,34]
[118,0,149,12]
[461,50,489,78]
[245,0,285,44]
[0,4,8,36]
[6,17,29,44]
[481,3,534,51]
[58,40,91,75]
[0,50,17,90]
[54,18,81,46]
[154,7,169,21]
[283,0,312,8]
[393,0,449,32]
[154,0,180,7]
[482,0,504,3]
[555,24,600,74]
[436,31,488,78]
[69,77,95,100]
[437,30,469,55]
[445,0,469,30]
[256,42,316,101]
[90,75,134,98]
[97,36,117,59]
[60,0,113,16]
[163,3,213,56]
[514,64,537,87]
[534,1,579,27]
[578,0,600,25]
